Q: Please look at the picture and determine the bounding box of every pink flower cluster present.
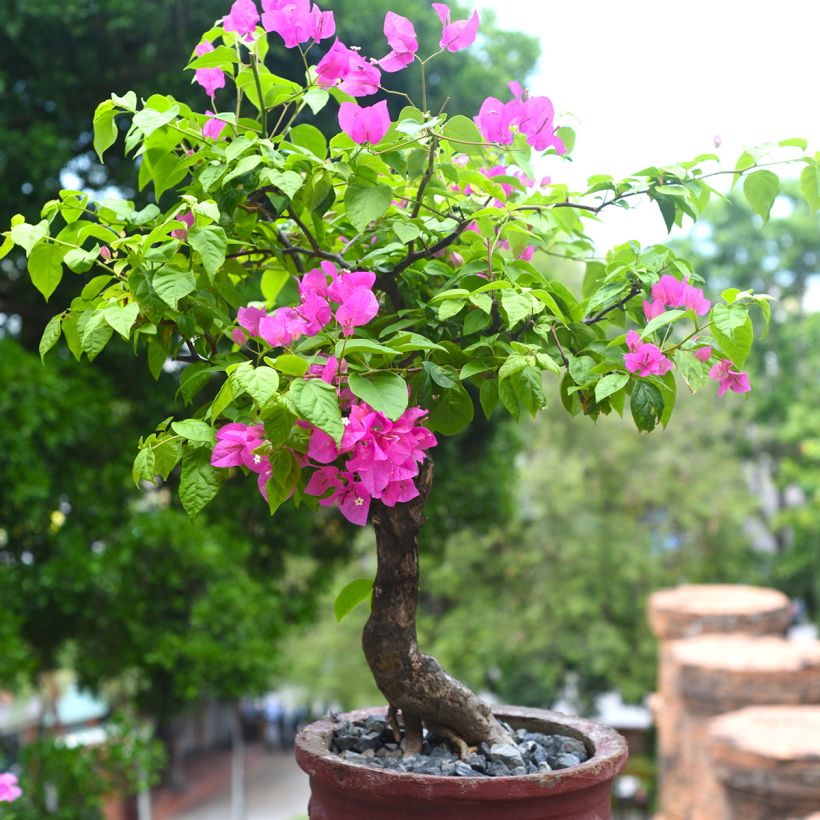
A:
[211,423,273,498]
[709,359,751,397]
[643,274,711,320]
[623,330,673,378]
[476,81,565,154]
[318,41,382,96]
[0,773,21,803]
[305,403,437,525]
[222,0,335,45]
[203,110,228,140]
[210,357,437,525]
[171,210,194,240]
[234,261,379,348]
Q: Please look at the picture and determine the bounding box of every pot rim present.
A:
[295,704,629,801]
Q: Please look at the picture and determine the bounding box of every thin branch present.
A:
[583,284,642,324]
[550,325,569,367]
[286,208,349,268]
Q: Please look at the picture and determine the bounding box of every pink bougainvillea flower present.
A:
[193,42,226,96]
[694,346,712,362]
[474,96,518,145]
[0,772,22,803]
[338,100,390,144]
[519,244,536,262]
[305,467,372,525]
[316,39,353,87]
[450,251,464,267]
[171,210,194,240]
[379,478,420,507]
[335,287,380,336]
[339,52,381,97]
[223,0,260,39]
[299,291,333,334]
[203,111,228,140]
[432,3,479,52]
[328,268,376,303]
[299,267,331,300]
[623,329,674,378]
[709,359,751,398]
[231,327,248,345]
[516,95,566,153]
[256,458,273,500]
[642,298,666,321]
[644,274,711,318]
[380,11,418,72]
[307,355,342,385]
[261,0,335,47]
[99,245,111,261]
[237,305,267,337]
[210,423,266,469]
[258,307,308,347]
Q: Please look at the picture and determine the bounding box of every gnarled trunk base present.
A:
[362,463,512,754]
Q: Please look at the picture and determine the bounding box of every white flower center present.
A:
[354,497,364,506]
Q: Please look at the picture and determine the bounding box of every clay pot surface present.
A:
[295,705,628,819]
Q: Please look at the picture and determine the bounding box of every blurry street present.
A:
[174,750,309,820]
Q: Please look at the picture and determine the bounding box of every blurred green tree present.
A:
[673,188,820,617]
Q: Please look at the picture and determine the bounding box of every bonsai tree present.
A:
[4,0,815,755]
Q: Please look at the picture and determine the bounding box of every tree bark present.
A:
[361,462,511,753]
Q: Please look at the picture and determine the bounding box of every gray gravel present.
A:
[330,716,591,777]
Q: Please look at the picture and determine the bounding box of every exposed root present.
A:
[428,722,470,760]
[386,704,401,743]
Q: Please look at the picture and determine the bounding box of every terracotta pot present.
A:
[295,705,628,819]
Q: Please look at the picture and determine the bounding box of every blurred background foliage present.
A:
[0,0,817,810]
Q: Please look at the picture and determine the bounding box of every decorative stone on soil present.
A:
[329,715,590,777]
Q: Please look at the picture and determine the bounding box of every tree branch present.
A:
[583,284,642,324]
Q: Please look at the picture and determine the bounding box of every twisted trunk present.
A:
[361,462,512,754]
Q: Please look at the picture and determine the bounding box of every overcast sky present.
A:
[474,0,819,253]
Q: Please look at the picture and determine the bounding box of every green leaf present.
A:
[132,447,156,488]
[77,309,113,361]
[348,372,409,421]
[179,445,223,518]
[333,578,373,622]
[630,381,664,432]
[0,234,13,261]
[438,299,465,320]
[28,243,64,300]
[304,87,330,115]
[674,350,708,393]
[442,115,484,155]
[39,314,62,362]
[209,376,235,420]
[479,379,498,419]
[153,437,182,480]
[224,155,262,184]
[153,267,196,309]
[273,354,309,376]
[800,163,820,212]
[171,419,215,444]
[640,309,686,338]
[188,225,227,279]
[133,104,179,138]
[743,170,780,222]
[289,123,327,159]
[264,169,303,200]
[10,220,48,255]
[179,363,211,403]
[393,222,420,244]
[186,45,239,69]
[711,303,753,368]
[595,373,629,403]
[345,182,392,232]
[93,101,118,161]
[500,290,537,328]
[261,398,296,446]
[104,301,139,339]
[233,363,280,405]
[427,383,474,434]
[289,378,344,443]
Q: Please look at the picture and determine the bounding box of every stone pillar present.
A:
[647,585,792,819]
[709,706,820,819]
[669,636,820,819]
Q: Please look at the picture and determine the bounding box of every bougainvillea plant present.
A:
[4,0,817,753]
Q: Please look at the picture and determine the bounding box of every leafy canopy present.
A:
[3,0,816,539]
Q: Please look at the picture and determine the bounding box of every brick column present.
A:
[669,636,820,819]
[647,585,791,819]
[709,706,820,819]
